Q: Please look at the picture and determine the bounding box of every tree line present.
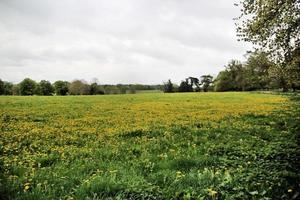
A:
[0,79,162,96]
[1,49,298,96]
[214,51,299,92]
[163,75,213,93]
[163,50,300,93]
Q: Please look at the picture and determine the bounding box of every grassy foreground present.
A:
[1,92,300,199]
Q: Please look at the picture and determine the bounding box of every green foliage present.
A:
[0,79,4,95]
[103,85,122,94]
[69,80,90,95]
[53,80,69,95]
[200,75,213,92]
[0,78,165,96]
[116,84,128,94]
[39,80,54,96]
[178,79,193,92]
[163,79,174,93]
[0,80,13,96]
[213,52,298,92]
[236,0,300,63]
[269,65,290,91]
[236,1,300,92]
[188,77,200,92]
[90,82,105,95]
[2,81,13,95]
[12,84,20,95]
[286,47,300,91]
[19,78,37,96]
[214,60,244,91]
[244,51,273,90]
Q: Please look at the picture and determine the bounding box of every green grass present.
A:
[0,92,300,199]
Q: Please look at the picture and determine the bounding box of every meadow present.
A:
[1,92,300,199]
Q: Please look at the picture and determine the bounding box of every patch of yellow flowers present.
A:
[0,92,288,194]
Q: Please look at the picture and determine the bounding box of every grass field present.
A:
[1,92,300,199]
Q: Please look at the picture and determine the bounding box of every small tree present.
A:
[163,79,174,93]
[39,80,54,95]
[19,78,37,96]
[54,81,69,95]
[69,80,90,95]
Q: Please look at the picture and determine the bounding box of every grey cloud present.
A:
[0,0,252,84]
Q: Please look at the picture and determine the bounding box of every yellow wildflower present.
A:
[207,188,217,197]
[175,171,185,179]
[23,183,30,192]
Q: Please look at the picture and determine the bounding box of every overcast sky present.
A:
[0,0,252,84]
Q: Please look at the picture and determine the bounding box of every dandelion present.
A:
[175,171,185,179]
[23,183,30,192]
[207,188,217,197]
[158,153,168,159]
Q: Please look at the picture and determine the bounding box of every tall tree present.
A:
[200,75,213,92]
[243,51,273,90]
[227,60,245,91]
[163,79,174,93]
[236,0,300,91]
[0,79,4,95]
[178,79,193,92]
[188,77,200,91]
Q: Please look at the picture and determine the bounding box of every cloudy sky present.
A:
[0,0,252,84]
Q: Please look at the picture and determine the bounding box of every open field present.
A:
[1,92,300,199]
